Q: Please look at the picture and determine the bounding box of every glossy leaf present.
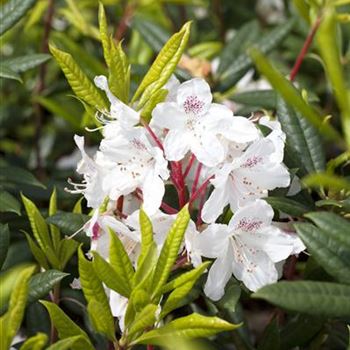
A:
[317,6,350,146]
[151,205,190,299]
[87,299,116,340]
[230,90,276,109]
[133,21,191,107]
[162,261,211,294]
[0,166,44,188]
[19,332,48,350]
[23,232,49,270]
[57,238,79,269]
[41,301,94,350]
[92,251,130,297]
[98,3,111,67]
[127,304,158,338]
[28,270,69,303]
[133,313,240,346]
[21,194,52,253]
[3,54,50,73]
[49,188,60,250]
[0,64,22,82]
[46,336,89,350]
[49,45,107,110]
[253,281,350,317]
[109,230,134,295]
[5,266,36,347]
[108,40,130,103]
[0,224,10,270]
[264,196,310,217]
[78,247,112,321]
[137,208,155,267]
[0,190,21,215]
[46,212,90,236]
[0,0,36,35]
[276,97,325,174]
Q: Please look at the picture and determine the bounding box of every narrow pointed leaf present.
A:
[87,299,116,341]
[23,232,49,270]
[78,247,112,320]
[19,332,48,350]
[127,304,158,338]
[133,21,191,106]
[41,301,94,350]
[92,251,130,297]
[0,190,21,215]
[109,230,134,294]
[49,45,106,110]
[28,270,69,303]
[0,0,36,35]
[49,188,60,250]
[21,194,52,253]
[151,205,190,299]
[253,281,350,317]
[3,54,50,73]
[98,3,111,67]
[133,313,240,345]
[162,261,211,294]
[46,336,89,350]
[276,97,325,174]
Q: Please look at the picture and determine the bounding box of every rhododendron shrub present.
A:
[1,1,349,349]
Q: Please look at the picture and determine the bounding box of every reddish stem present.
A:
[196,191,207,227]
[183,154,196,178]
[115,3,135,41]
[147,345,154,350]
[189,176,214,204]
[191,162,203,197]
[140,118,164,151]
[289,16,322,82]
[116,196,124,218]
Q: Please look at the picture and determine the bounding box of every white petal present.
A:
[228,199,274,231]
[204,248,233,301]
[141,170,165,215]
[195,223,230,258]
[190,132,225,167]
[109,290,128,331]
[201,186,229,223]
[231,240,278,292]
[151,102,186,130]
[224,115,259,143]
[176,78,212,115]
[164,129,191,161]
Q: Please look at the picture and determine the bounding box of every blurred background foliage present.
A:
[1,0,350,349]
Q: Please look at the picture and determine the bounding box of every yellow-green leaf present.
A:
[132,21,191,107]
[49,45,107,110]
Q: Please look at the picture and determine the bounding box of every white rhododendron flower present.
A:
[94,75,139,128]
[194,200,304,300]
[71,135,109,209]
[151,78,258,167]
[202,137,290,223]
[68,72,305,312]
[100,127,169,215]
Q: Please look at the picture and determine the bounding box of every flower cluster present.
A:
[71,74,304,319]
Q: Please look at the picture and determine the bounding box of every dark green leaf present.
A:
[0,190,21,215]
[0,0,36,35]
[216,279,241,313]
[253,281,350,317]
[230,90,276,109]
[0,166,44,188]
[46,212,89,236]
[0,64,22,82]
[264,196,310,217]
[3,54,51,73]
[28,270,69,303]
[276,97,325,174]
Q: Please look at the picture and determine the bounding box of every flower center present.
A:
[241,156,263,168]
[183,95,205,115]
[237,218,263,232]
